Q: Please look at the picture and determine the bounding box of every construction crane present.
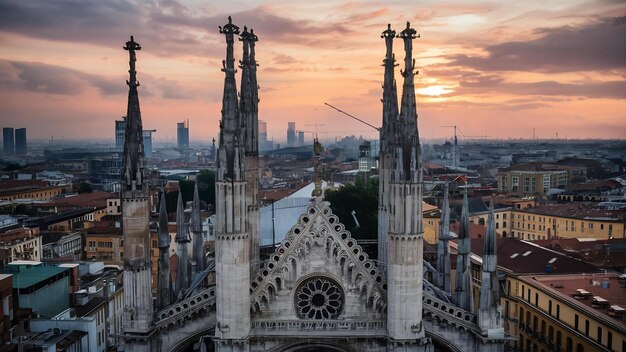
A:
[441,125,464,145]
[324,102,380,131]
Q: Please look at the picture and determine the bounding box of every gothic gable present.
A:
[249,199,387,321]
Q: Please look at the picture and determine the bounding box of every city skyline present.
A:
[0,0,624,142]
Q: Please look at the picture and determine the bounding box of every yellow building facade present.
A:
[502,274,625,352]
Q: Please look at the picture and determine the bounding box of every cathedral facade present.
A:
[119,17,509,352]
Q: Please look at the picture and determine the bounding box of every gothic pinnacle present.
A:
[158,191,169,248]
[122,35,146,192]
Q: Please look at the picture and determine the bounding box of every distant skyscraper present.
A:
[15,128,26,155]
[287,121,296,146]
[298,130,304,146]
[177,120,189,150]
[259,120,268,151]
[2,128,14,155]
[115,118,125,149]
[142,130,155,157]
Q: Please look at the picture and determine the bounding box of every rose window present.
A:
[295,277,344,319]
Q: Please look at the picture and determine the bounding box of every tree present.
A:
[324,177,378,241]
[77,182,93,194]
[196,169,216,206]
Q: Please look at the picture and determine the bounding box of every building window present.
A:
[574,314,579,330]
[549,300,552,315]
[585,320,589,336]
[556,304,560,319]
[597,326,602,344]
[566,337,573,352]
[535,293,538,307]
[608,331,612,350]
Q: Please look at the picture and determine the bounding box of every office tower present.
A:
[115,118,125,149]
[142,130,155,157]
[298,130,304,146]
[3,128,14,155]
[15,128,27,155]
[287,121,296,146]
[177,120,189,150]
[259,120,268,151]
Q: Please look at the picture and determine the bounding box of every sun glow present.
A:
[416,85,453,96]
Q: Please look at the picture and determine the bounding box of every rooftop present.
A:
[43,191,114,208]
[528,273,626,328]
[4,263,70,289]
[470,237,601,275]
[519,203,625,221]
[0,179,61,197]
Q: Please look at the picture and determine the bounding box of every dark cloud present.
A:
[0,0,355,58]
[0,59,198,99]
[0,59,122,95]
[449,16,626,72]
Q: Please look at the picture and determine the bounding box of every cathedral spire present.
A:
[157,191,171,310]
[478,199,504,337]
[436,183,452,293]
[218,16,242,181]
[455,186,474,312]
[239,25,261,273]
[380,23,398,153]
[191,182,205,272]
[122,35,146,192]
[120,35,153,336]
[215,17,251,343]
[175,191,190,296]
[397,21,419,141]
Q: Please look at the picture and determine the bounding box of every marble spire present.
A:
[377,23,398,270]
[436,183,452,293]
[479,199,504,337]
[191,182,205,273]
[239,25,261,273]
[120,35,153,337]
[157,191,171,310]
[455,186,474,312]
[175,191,190,296]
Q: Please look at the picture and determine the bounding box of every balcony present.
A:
[251,319,387,337]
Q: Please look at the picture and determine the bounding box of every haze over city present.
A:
[0,0,625,142]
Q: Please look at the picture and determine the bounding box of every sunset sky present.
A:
[0,0,624,143]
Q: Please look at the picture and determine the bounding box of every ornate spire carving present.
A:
[436,183,452,293]
[380,24,398,153]
[217,16,243,182]
[157,191,171,310]
[455,186,474,312]
[122,36,146,192]
[396,21,420,180]
[239,26,259,154]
